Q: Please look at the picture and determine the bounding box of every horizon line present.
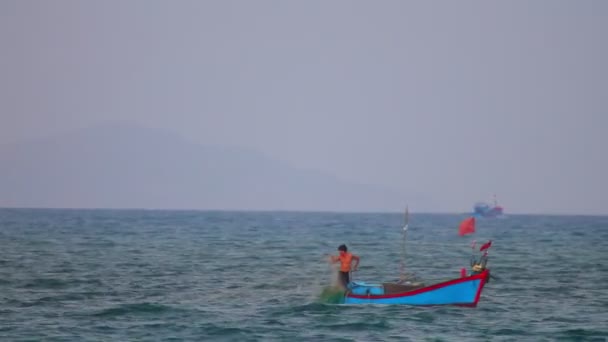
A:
[0,206,606,218]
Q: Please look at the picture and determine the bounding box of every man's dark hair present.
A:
[338,244,347,252]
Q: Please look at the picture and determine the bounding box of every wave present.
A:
[92,303,175,317]
[22,278,71,289]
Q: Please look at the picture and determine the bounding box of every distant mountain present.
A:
[0,123,429,212]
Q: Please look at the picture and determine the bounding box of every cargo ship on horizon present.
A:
[473,195,504,218]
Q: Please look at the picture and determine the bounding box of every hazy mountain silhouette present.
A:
[0,123,431,212]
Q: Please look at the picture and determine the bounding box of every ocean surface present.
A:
[0,209,606,341]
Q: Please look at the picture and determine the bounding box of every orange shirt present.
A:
[339,252,353,272]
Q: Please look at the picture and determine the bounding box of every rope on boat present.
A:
[472,264,484,272]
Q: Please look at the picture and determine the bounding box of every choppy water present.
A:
[0,209,606,341]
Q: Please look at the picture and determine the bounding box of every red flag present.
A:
[479,240,492,251]
[458,217,475,236]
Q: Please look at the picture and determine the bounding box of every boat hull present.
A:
[344,270,489,306]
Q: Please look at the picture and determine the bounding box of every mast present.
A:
[399,206,409,282]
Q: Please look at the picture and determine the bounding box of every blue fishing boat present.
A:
[344,269,490,306]
[326,208,493,307]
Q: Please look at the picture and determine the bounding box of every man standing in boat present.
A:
[328,244,360,289]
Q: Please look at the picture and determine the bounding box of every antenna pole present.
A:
[400,206,409,282]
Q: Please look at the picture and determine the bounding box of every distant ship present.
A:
[473,195,504,218]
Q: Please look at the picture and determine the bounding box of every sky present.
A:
[1,0,607,215]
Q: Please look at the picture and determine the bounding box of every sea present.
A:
[0,208,606,341]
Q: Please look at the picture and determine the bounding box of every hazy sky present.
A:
[1,1,607,214]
